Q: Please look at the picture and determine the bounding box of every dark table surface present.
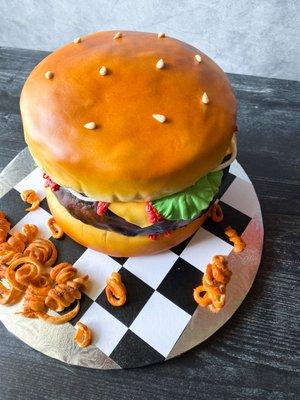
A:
[0,47,299,400]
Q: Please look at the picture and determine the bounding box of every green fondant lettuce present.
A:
[152,171,223,221]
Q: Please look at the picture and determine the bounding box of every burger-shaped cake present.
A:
[20,31,237,257]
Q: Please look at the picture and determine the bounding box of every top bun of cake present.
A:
[20,30,236,202]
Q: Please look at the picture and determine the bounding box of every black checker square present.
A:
[96,267,154,327]
[50,236,86,265]
[217,172,236,199]
[110,256,128,266]
[0,188,27,226]
[157,258,203,315]
[69,293,94,326]
[110,330,164,368]
[202,200,251,244]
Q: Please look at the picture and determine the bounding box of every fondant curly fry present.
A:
[74,322,93,347]
[72,275,89,287]
[224,226,246,252]
[22,224,39,243]
[47,217,64,239]
[105,272,127,307]
[22,275,53,313]
[5,256,43,291]
[0,224,38,254]
[45,264,88,312]
[24,239,57,268]
[45,281,82,312]
[0,232,27,253]
[208,203,224,222]
[193,285,212,307]
[194,255,232,313]
[50,263,77,284]
[20,189,40,212]
[0,250,23,266]
[0,265,6,279]
[0,281,23,305]
[35,300,80,324]
[0,211,10,244]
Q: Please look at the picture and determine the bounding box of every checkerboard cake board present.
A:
[0,148,263,369]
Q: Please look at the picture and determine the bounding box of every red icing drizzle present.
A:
[148,234,158,241]
[43,173,60,191]
[96,201,110,216]
[146,202,164,224]
[145,202,166,240]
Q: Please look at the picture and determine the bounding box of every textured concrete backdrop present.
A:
[0,0,299,80]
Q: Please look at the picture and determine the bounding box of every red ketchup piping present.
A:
[148,234,158,241]
[43,173,60,191]
[145,202,169,240]
[96,201,110,216]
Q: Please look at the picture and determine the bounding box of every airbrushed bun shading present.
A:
[20,30,236,203]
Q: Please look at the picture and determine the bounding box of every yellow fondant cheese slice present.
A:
[109,201,151,228]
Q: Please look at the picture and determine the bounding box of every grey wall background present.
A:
[0,0,299,80]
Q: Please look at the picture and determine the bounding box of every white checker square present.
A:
[130,291,190,357]
[73,249,121,300]
[123,251,178,289]
[221,176,260,218]
[14,168,46,200]
[180,227,233,272]
[79,302,127,356]
[229,160,251,183]
[10,207,52,239]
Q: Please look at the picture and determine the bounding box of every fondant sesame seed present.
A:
[45,71,54,80]
[99,66,107,76]
[195,54,202,63]
[84,122,97,129]
[156,58,165,69]
[152,114,166,123]
[113,32,122,39]
[158,32,165,38]
[202,92,209,104]
[73,37,82,44]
